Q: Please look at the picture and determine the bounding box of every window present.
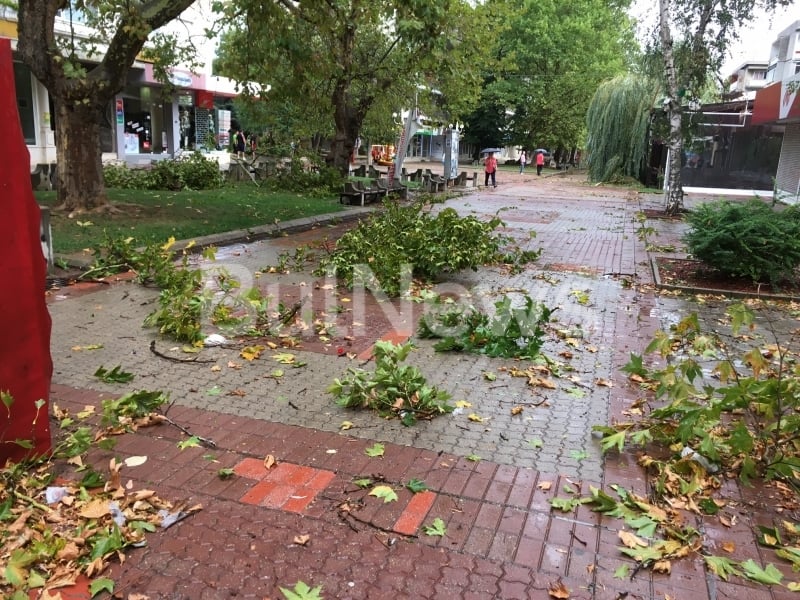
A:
[751,70,766,80]
[13,62,36,145]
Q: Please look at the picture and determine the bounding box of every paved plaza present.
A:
[45,169,799,599]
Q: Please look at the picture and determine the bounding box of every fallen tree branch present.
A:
[149,340,215,363]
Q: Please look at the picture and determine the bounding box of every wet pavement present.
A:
[44,167,800,599]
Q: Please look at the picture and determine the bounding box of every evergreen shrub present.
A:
[684,199,800,285]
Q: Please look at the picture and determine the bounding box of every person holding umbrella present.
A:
[484,152,498,188]
[535,150,545,176]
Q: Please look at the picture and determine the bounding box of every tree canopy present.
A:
[462,0,636,154]
[214,0,492,173]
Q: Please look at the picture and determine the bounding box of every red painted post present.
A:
[0,38,53,462]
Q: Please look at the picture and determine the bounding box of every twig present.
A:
[158,413,217,448]
[149,341,215,364]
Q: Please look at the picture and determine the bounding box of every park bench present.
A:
[423,174,446,193]
[340,181,365,206]
[354,180,384,204]
[376,178,409,199]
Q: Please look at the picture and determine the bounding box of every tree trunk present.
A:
[659,0,684,215]
[330,86,364,176]
[53,99,108,213]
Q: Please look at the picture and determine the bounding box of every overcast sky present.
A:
[629,0,800,76]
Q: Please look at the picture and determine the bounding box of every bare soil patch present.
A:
[655,257,800,298]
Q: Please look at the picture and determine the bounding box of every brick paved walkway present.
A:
[42,172,796,599]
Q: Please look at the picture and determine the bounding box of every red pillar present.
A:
[0,38,53,462]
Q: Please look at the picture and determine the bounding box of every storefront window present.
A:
[121,86,171,154]
[13,61,36,145]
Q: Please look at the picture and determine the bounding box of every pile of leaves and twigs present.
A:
[328,340,453,426]
[314,200,541,297]
[558,302,800,590]
[417,294,555,359]
[0,390,201,598]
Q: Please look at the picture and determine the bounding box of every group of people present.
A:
[484,149,545,187]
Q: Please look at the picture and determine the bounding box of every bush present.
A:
[103,153,224,191]
[262,157,343,194]
[684,199,800,286]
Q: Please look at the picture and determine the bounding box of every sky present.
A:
[629,0,800,76]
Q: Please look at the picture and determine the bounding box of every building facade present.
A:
[752,20,800,203]
[1,1,245,182]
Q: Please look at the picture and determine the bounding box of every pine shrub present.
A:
[684,199,800,285]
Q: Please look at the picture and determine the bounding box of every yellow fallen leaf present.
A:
[467,413,484,423]
[210,365,222,372]
[547,579,570,599]
[227,361,242,369]
[653,559,671,573]
[266,341,278,349]
[455,400,472,408]
[79,498,111,519]
[340,421,354,431]
[538,481,552,491]
[595,378,613,387]
[618,530,648,549]
[264,455,276,470]
[293,534,310,546]
[721,541,735,553]
[511,406,524,415]
[123,456,147,468]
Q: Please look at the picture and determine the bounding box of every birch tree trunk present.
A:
[658,0,685,215]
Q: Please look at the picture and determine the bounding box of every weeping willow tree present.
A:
[585,75,660,184]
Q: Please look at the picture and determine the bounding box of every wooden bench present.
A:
[423,174,446,193]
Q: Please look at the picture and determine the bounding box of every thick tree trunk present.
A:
[53,99,108,213]
[659,0,684,215]
[330,86,364,176]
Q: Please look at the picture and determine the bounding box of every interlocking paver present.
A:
[42,170,800,599]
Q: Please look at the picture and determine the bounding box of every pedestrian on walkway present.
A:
[519,151,527,174]
[536,150,544,176]
[484,152,497,188]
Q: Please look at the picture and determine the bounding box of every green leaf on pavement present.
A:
[405,478,428,493]
[740,559,783,585]
[365,443,385,457]
[423,517,447,537]
[369,485,398,503]
[280,580,324,600]
[704,556,741,581]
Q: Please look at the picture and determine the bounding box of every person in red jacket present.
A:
[484,152,498,188]
[536,150,545,176]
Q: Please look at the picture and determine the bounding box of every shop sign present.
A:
[115,99,124,125]
[169,71,193,87]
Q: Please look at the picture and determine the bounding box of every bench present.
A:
[423,174,446,193]
[376,178,409,199]
[457,171,479,187]
[340,181,365,206]
[354,180,384,204]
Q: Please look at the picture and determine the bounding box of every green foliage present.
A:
[684,200,800,286]
[103,154,225,191]
[262,160,344,195]
[280,581,324,600]
[100,391,170,429]
[328,341,453,426]
[93,365,134,384]
[316,201,533,297]
[417,295,553,359]
[596,303,800,489]
[585,75,660,183]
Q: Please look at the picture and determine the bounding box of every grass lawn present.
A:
[36,183,344,254]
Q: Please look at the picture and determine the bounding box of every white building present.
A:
[727,61,769,100]
[752,20,800,203]
[2,1,247,184]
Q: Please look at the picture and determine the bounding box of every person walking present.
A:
[234,129,246,160]
[519,151,527,174]
[484,152,498,188]
[536,150,545,176]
